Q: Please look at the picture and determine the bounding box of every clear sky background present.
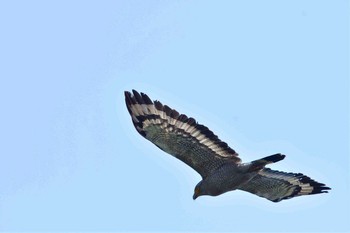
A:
[0,0,349,232]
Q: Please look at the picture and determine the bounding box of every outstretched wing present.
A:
[238,168,331,202]
[124,90,241,178]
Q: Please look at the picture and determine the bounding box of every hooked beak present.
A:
[193,193,198,200]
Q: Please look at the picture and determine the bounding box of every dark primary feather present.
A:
[124,90,240,178]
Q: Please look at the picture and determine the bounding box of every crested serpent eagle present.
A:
[124,90,330,202]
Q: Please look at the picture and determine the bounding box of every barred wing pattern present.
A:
[125,90,240,178]
[238,168,331,202]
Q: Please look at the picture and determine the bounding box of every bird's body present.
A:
[124,90,330,202]
[196,163,254,196]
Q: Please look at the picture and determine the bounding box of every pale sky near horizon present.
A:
[0,0,349,232]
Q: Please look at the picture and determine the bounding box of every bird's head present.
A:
[193,181,205,200]
[193,180,222,200]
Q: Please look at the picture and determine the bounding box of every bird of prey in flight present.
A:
[124,90,330,202]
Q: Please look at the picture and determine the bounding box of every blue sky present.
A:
[0,0,349,232]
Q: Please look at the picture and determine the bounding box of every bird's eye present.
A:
[195,186,200,194]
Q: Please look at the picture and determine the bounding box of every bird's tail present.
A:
[248,153,286,172]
